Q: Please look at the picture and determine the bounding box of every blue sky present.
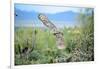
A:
[14,3,93,28]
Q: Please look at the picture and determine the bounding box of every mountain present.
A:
[15,7,78,21]
[15,8,79,28]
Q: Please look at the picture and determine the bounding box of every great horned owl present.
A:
[38,13,65,49]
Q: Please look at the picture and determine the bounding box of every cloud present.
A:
[15,4,81,14]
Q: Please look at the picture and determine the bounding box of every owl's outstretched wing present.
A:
[38,14,58,33]
[38,14,65,49]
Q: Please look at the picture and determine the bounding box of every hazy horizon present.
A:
[15,3,93,28]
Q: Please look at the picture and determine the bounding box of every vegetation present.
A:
[14,9,94,65]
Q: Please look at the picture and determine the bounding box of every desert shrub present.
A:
[70,9,94,62]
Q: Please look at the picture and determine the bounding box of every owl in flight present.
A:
[38,14,65,49]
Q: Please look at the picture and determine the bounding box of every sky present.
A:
[14,3,93,28]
